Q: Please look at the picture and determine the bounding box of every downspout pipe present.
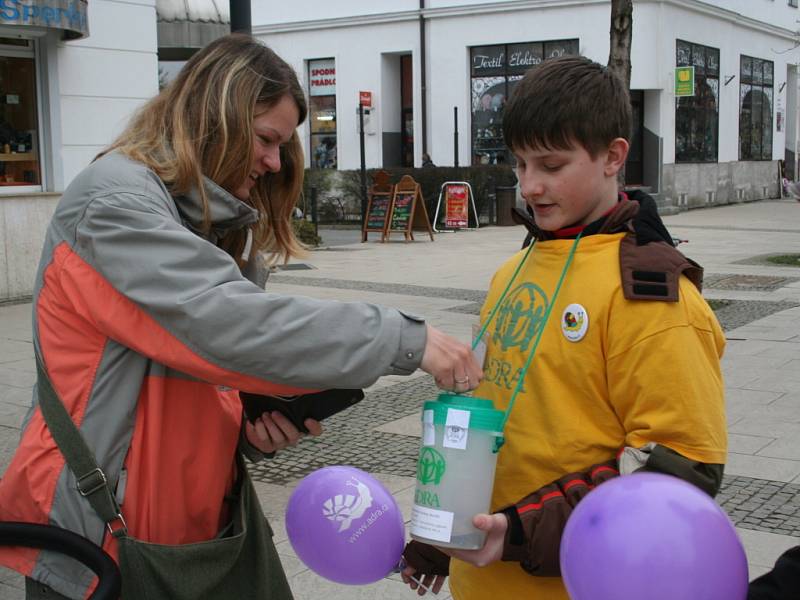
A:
[230,0,252,34]
[419,0,427,161]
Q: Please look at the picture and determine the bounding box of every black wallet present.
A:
[240,388,364,433]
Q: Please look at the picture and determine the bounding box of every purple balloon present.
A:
[560,473,748,600]
[285,466,405,585]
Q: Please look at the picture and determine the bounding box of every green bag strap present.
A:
[34,351,128,538]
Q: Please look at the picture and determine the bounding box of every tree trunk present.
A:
[608,0,633,89]
[608,0,633,187]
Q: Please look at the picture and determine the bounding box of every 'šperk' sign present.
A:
[0,0,88,39]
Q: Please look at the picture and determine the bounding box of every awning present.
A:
[157,0,229,23]
[0,0,88,40]
[156,0,229,59]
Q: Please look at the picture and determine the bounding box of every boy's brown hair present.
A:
[502,56,631,157]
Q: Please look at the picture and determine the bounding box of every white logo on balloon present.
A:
[322,477,374,532]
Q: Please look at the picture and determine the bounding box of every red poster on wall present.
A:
[444,184,469,228]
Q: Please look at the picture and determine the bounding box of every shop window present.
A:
[739,55,773,161]
[470,39,578,165]
[0,38,41,190]
[675,40,719,163]
[308,58,337,169]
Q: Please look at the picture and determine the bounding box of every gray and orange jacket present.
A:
[0,152,426,598]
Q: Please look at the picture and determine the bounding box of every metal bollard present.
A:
[487,177,496,225]
[310,186,319,236]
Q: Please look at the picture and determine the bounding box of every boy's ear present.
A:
[603,138,630,176]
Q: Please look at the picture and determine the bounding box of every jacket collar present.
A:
[513,190,671,246]
[174,177,258,242]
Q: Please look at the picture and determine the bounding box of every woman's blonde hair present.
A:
[102,34,308,264]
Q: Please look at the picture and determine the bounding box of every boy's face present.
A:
[512,139,627,232]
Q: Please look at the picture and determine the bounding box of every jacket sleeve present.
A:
[499,446,724,576]
[606,277,728,467]
[498,460,619,576]
[619,442,724,497]
[65,190,426,392]
[747,545,800,600]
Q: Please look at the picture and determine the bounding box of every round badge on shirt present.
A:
[561,303,589,342]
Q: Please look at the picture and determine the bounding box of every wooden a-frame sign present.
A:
[385,175,434,242]
[362,170,394,242]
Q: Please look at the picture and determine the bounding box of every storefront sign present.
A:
[309,59,336,96]
[507,43,543,72]
[472,40,579,78]
[471,45,506,76]
[0,0,88,39]
[675,66,695,97]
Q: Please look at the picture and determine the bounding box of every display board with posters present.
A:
[444,184,469,228]
[432,181,479,232]
[386,175,434,242]
[362,170,394,242]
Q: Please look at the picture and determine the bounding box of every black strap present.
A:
[34,351,127,537]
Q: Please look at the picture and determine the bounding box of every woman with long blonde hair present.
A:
[0,34,481,599]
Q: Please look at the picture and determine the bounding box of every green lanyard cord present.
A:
[471,240,537,352]
[499,232,582,431]
[463,232,582,436]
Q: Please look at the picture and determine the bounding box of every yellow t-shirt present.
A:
[449,233,727,600]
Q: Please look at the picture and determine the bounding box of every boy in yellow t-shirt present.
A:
[401,56,727,599]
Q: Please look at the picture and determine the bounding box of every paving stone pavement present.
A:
[1,199,800,598]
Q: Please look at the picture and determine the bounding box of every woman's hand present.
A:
[420,324,483,393]
[244,411,323,454]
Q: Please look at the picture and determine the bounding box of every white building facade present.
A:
[254,0,800,209]
[2,0,799,301]
[0,0,158,302]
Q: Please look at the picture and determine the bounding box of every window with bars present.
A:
[675,40,720,163]
[739,55,773,161]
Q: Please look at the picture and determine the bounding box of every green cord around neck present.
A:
[501,232,582,430]
[468,233,583,433]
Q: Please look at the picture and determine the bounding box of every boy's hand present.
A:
[401,541,450,596]
[245,411,323,454]
[436,513,508,568]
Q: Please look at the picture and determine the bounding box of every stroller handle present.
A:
[0,522,121,600]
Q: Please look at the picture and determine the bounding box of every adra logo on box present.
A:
[415,489,441,508]
[416,447,446,485]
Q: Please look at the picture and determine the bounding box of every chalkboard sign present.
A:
[362,170,394,242]
[386,175,434,242]
[390,192,414,230]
